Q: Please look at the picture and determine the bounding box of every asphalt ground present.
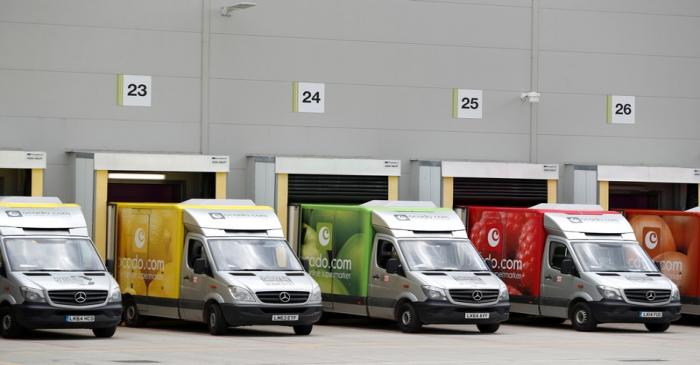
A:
[1,315,699,365]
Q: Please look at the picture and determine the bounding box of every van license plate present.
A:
[65,315,95,323]
[465,313,490,319]
[639,312,663,318]
[272,314,299,321]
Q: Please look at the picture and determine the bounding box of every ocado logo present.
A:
[487,228,501,248]
[134,227,146,249]
[643,228,659,250]
[319,226,331,247]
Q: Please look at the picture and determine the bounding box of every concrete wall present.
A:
[2,0,699,201]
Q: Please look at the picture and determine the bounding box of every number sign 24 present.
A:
[293,82,325,113]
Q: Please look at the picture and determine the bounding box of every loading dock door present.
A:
[288,174,389,204]
[453,177,548,207]
[0,151,46,196]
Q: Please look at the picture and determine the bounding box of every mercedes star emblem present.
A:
[74,291,87,304]
[472,290,483,302]
[646,290,656,301]
[279,292,291,303]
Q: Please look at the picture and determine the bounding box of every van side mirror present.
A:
[385,258,402,275]
[105,259,115,274]
[194,258,210,276]
[560,258,574,275]
[301,259,310,272]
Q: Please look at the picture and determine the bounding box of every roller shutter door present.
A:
[454,177,547,207]
[288,174,388,204]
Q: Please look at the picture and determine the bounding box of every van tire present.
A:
[396,302,422,333]
[476,323,500,333]
[293,324,313,335]
[206,302,228,336]
[570,302,597,332]
[1,306,26,338]
[93,326,117,338]
[645,322,670,333]
[123,297,145,327]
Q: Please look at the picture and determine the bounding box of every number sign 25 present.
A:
[117,74,152,107]
[293,82,325,113]
[607,95,635,124]
[452,89,483,119]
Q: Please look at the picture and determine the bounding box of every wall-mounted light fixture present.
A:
[221,2,257,16]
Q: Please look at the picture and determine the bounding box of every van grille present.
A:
[449,289,499,304]
[256,291,309,304]
[624,289,671,303]
[48,290,108,306]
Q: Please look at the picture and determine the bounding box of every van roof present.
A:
[0,197,87,230]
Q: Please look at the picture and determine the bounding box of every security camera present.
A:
[520,91,541,103]
[221,2,256,16]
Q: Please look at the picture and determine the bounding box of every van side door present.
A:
[179,235,212,322]
[367,236,407,320]
[540,238,576,318]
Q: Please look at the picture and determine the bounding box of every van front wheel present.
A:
[293,325,313,335]
[93,326,117,338]
[206,303,228,336]
[1,307,25,338]
[570,302,597,332]
[645,322,670,333]
[396,302,422,333]
[476,323,500,333]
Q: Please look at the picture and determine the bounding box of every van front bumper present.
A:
[13,302,122,330]
[414,301,509,325]
[220,304,322,326]
[589,300,682,324]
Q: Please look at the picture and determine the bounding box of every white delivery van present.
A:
[0,197,122,338]
[295,201,510,333]
[110,199,322,335]
[466,204,681,332]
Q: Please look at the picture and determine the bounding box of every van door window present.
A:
[187,239,204,269]
[549,242,571,270]
[376,240,398,270]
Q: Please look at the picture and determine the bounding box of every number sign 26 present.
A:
[117,74,151,107]
[453,89,483,119]
[607,95,635,124]
[293,82,325,113]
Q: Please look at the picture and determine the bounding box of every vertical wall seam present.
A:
[200,0,211,154]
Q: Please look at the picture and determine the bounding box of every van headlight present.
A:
[229,286,256,304]
[108,286,122,303]
[671,285,681,302]
[597,285,622,301]
[422,285,447,301]
[21,286,46,303]
[499,283,510,302]
[309,285,322,304]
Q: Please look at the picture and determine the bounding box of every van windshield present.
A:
[208,239,303,271]
[398,239,488,271]
[4,238,105,272]
[572,241,658,272]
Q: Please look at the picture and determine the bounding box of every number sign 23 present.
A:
[117,74,152,107]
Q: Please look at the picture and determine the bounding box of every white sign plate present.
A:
[118,74,152,107]
[453,89,483,119]
[607,95,635,124]
[293,82,325,113]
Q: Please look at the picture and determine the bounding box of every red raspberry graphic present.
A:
[514,215,542,297]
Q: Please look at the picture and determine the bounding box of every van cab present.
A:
[0,197,122,338]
